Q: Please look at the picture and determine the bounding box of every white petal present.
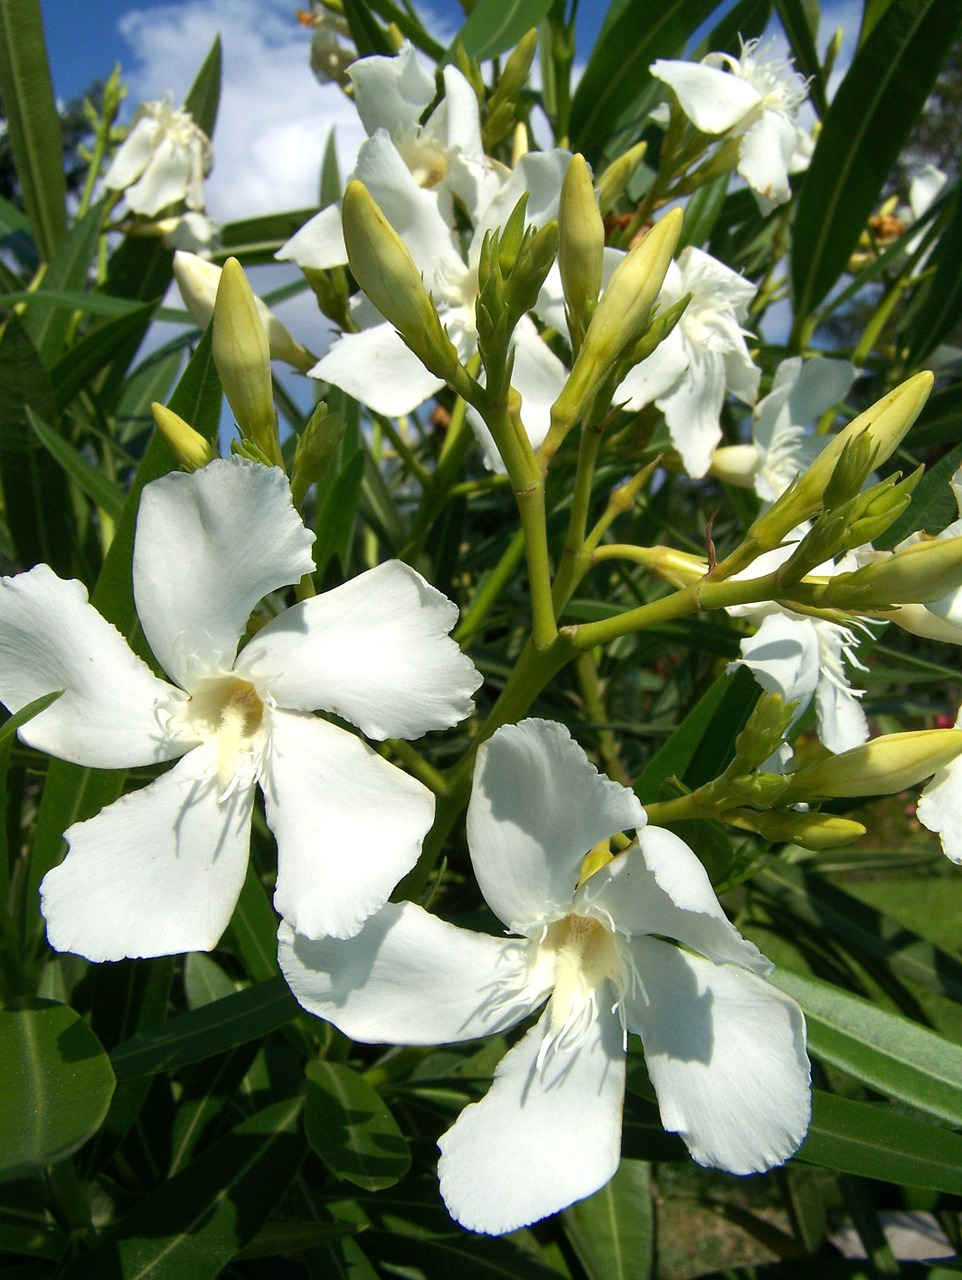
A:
[0,564,192,768]
[814,669,869,754]
[40,747,253,961]
[678,246,756,317]
[124,136,192,216]
[266,711,434,939]
[658,343,726,478]
[103,115,161,190]
[354,131,462,280]
[732,612,819,721]
[133,458,315,690]
[737,111,797,206]
[312,323,447,417]
[577,835,770,975]
[438,66,485,161]
[349,42,435,137]
[467,719,645,932]
[276,205,346,270]
[615,325,690,410]
[651,59,761,133]
[509,317,569,454]
[626,938,810,1173]
[909,164,947,220]
[437,1002,626,1234]
[237,560,480,739]
[472,150,570,249]
[918,754,962,863]
[278,902,539,1042]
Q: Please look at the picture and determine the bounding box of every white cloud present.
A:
[118,0,367,221]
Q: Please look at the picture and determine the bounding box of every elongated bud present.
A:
[174,251,316,372]
[291,403,344,508]
[341,180,465,388]
[727,808,865,850]
[735,693,796,768]
[822,536,962,608]
[781,729,962,802]
[151,402,217,470]
[710,443,761,488]
[597,140,648,216]
[552,208,682,427]
[559,155,604,348]
[213,257,280,463]
[794,373,933,516]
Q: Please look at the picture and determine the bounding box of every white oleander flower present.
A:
[711,357,859,502]
[0,457,480,961]
[652,38,810,208]
[312,144,570,458]
[728,536,871,758]
[614,246,760,478]
[280,718,810,1235]
[104,98,212,217]
[279,41,501,272]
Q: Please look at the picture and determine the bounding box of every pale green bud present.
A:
[558,155,604,347]
[553,207,682,427]
[822,536,962,608]
[727,772,791,807]
[710,444,760,489]
[735,693,796,768]
[341,180,464,387]
[781,729,962,802]
[174,251,316,371]
[483,29,538,150]
[794,372,933,518]
[727,808,866,850]
[213,257,280,464]
[150,402,217,470]
[291,403,344,509]
[596,141,648,216]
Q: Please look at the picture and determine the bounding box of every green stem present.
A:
[455,526,526,647]
[372,412,431,487]
[383,739,448,795]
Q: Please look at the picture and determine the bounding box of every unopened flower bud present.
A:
[781,729,962,802]
[213,257,280,463]
[735,693,796,767]
[710,443,760,489]
[291,403,344,508]
[553,208,682,427]
[174,251,316,371]
[559,155,604,346]
[341,180,465,389]
[727,808,865,850]
[150,402,217,470]
[597,141,648,216]
[822,536,962,608]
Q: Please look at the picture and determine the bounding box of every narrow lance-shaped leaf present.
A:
[0,0,67,260]
[304,1060,411,1191]
[791,0,962,326]
[183,34,222,138]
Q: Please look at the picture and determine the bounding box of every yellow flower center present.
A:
[188,676,266,793]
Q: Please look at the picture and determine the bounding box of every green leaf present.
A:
[26,408,125,521]
[315,448,364,577]
[563,1158,654,1280]
[111,976,298,1081]
[0,998,115,1180]
[320,129,341,209]
[678,173,732,254]
[693,0,773,60]
[634,666,757,800]
[907,381,962,448]
[22,197,108,364]
[772,969,962,1128]
[906,183,962,363]
[876,439,962,547]
[304,1060,411,1191]
[774,0,828,116]
[569,0,718,159]
[183,35,222,137]
[0,0,66,260]
[798,1090,962,1193]
[0,315,73,574]
[756,865,962,1005]
[449,0,552,62]
[60,1098,306,1280]
[49,302,158,412]
[216,207,318,264]
[341,0,393,56]
[367,1228,566,1279]
[791,0,962,323]
[0,289,150,317]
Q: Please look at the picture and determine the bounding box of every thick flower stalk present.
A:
[280,718,811,1234]
[652,38,810,208]
[0,458,481,960]
[104,98,212,217]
